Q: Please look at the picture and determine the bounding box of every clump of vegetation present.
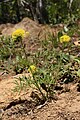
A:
[0,25,80,103]
[0,29,30,74]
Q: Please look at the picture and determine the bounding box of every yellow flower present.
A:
[12,29,29,41]
[28,65,37,74]
[60,35,70,43]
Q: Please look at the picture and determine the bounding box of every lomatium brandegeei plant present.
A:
[28,65,46,99]
[60,35,71,43]
[59,34,71,51]
[12,29,29,59]
[12,29,29,41]
[14,64,56,101]
[28,65,37,74]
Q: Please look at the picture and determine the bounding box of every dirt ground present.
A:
[0,73,80,120]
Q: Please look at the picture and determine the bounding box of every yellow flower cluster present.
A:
[60,35,70,43]
[28,65,37,74]
[12,29,29,41]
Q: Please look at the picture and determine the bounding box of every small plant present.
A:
[11,29,30,74]
[12,29,29,41]
[14,66,56,101]
[0,29,30,74]
[60,35,71,43]
[28,65,37,74]
[12,29,29,59]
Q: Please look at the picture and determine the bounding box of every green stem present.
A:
[21,40,27,60]
[33,75,46,100]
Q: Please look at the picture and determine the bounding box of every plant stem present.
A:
[21,40,27,59]
[33,75,46,100]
